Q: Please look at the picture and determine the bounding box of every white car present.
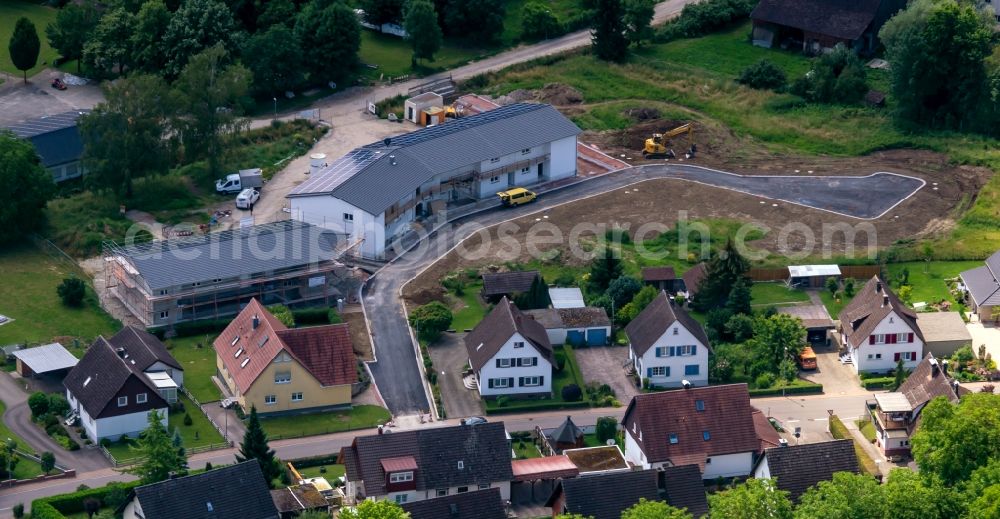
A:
[235,188,260,210]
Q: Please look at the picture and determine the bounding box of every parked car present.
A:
[235,188,260,210]
[497,187,537,207]
[51,78,67,90]
[462,416,488,426]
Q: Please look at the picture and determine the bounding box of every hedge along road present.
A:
[363,163,924,416]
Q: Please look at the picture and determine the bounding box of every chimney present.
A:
[252,315,259,330]
[876,281,883,293]
[942,359,949,376]
[779,438,789,447]
[882,295,889,307]
[168,471,179,479]
[681,380,692,389]
[115,347,126,359]
[930,358,939,376]
[378,425,384,435]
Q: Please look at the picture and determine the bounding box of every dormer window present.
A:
[230,336,240,347]
[695,400,705,412]
[457,460,464,470]
[669,433,678,444]
[703,431,711,441]
[389,471,414,483]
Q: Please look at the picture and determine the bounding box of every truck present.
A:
[798,346,817,370]
[216,168,264,194]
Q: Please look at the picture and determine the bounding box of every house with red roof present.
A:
[214,299,357,414]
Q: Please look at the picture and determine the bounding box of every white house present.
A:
[622,384,762,480]
[63,327,183,442]
[838,277,924,373]
[464,297,553,398]
[626,291,710,388]
[287,103,581,259]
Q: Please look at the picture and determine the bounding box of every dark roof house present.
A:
[270,483,329,518]
[838,276,922,347]
[753,440,859,501]
[626,291,711,356]
[402,488,506,519]
[464,297,553,372]
[897,353,960,410]
[682,263,708,298]
[126,461,279,519]
[661,464,709,518]
[340,422,514,499]
[546,469,661,519]
[5,110,89,179]
[960,250,1000,314]
[481,270,540,300]
[750,0,906,53]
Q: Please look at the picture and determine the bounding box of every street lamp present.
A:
[273,97,278,121]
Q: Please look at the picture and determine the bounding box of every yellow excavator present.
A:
[642,123,694,158]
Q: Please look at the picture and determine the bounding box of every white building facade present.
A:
[630,323,709,388]
[847,311,923,373]
[476,332,553,398]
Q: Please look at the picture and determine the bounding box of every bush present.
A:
[28,392,50,418]
[861,376,896,390]
[790,43,867,104]
[268,304,295,327]
[205,462,213,471]
[168,318,230,338]
[57,278,86,307]
[291,307,333,325]
[738,59,786,90]
[552,273,576,287]
[183,413,193,426]
[31,481,140,519]
[327,308,343,324]
[48,394,70,417]
[755,372,776,389]
[99,438,111,448]
[655,0,754,42]
[561,383,583,402]
[596,416,618,443]
[12,503,23,519]
[748,382,823,397]
[408,301,453,341]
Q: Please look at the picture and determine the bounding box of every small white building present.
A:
[288,103,581,259]
[838,277,924,373]
[464,297,553,398]
[626,291,710,388]
[404,92,444,124]
[63,327,183,442]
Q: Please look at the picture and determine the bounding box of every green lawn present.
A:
[751,282,810,307]
[166,335,222,403]
[359,30,486,79]
[512,438,542,459]
[856,419,877,443]
[105,394,226,462]
[0,245,119,347]
[819,290,853,319]
[449,283,489,332]
[259,405,391,439]
[485,346,588,411]
[0,1,59,77]
[885,261,981,306]
[296,463,345,480]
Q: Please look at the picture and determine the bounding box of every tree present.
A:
[588,246,623,292]
[844,278,855,297]
[82,8,135,77]
[606,276,642,309]
[515,275,551,310]
[794,472,887,519]
[748,314,806,370]
[40,451,56,474]
[825,276,839,296]
[595,416,617,443]
[883,468,962,519]
[131,0,172,74]
[622,0,655,47]
[242,24,303,96]
[790,43,867,104]
[911,392,1000,485]
[404,0,443,63]
[360,0,406,27]
[898,285,913,304]
[521,2,562,41]
[880,0,994,130]
[237,406,281,487]
[738,59,786,90]
[444,0,506,43]
[561,383,583,402]
[57,278,86,307]
[725,277,752,316]
[591,0,628,62]
[12,503,24,519]
[8,18,40,83]
[267,304,295,327]
[0,132,54,244]
[408,301,453,341]
[621,498,692,519]
[161,0,241,77]
[257,0,296,29]
[46,1,100,74]
[124,410,185,484]
[724,313,754,343]
[171,44,251,175]
[708,478,793,519]
[172,429,189,475]
[82,497,100,518]
[893,357,906,390]
[80,74,173,198]
[338,498,411,519]
[617,285,658,325]
[48,393,69,416]
[28,392,50,418]
[692,240,749,312]
[296,0,361,83]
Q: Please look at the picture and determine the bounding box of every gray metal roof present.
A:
[288,103,581,215]
[3,111,90,168]
[961,265,1000,306]
[5,110,90,138]
[11,343,78,373]
[115,221,344,291]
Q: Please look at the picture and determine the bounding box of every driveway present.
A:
[0,373,109,472]
[573,346,639,403]
[427,332,484,419]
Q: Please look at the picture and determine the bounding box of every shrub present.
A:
[755,372,776,389]
[561,383,583,402]
[552,273,576,287]
[12,503,24,519]
[28,392,50,418]
[99,438,111,448]
[48,394,70,417]
[408,301,453,341]
[183,413,193,426]
[57,278,86,307]
[327,308,343,324]
[82,497,100,517]
[522,1,563,40]
[268,304,295,327]
[790,43,868,104]
[738,59,786,90]
[41,451,56,473]
[596,416,618,443]
[655,0,754,42]
[291,307,332,325]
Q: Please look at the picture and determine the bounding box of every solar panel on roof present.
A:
[291,147,385,195]
[367,103,544,149]
[5,110,90,138]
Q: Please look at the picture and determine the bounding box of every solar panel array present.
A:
[290,147,386,195]
[5,110,90,139]
[362,103,545,149]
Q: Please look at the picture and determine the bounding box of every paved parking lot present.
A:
[427,332,484,419]
[573,346,640,403]
[0,69,104,127]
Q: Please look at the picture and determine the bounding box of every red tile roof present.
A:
[752,408,782,452]
[622,384,759,465]
[277,324,356,387]
[511,455,579,481]
[380,456,418,473]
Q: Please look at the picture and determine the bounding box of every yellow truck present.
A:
[497,187,537,207]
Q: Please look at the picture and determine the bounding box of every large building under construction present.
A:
[103,221,359,328]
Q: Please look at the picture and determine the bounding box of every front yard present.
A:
[750,282,810,307]
[165,335,222,403]
[104,394,226,463]
[259,405,391,440]
[484,346,590,413]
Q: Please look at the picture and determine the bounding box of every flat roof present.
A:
[562,446,630,474]
[11,343,78,373]
[788,265,841,277]
[146,371,178,389]
[917,312,972,343]
[550,287,585,309]
[777,304,834,329]
[875,392,913,413]
[511,455,579,481]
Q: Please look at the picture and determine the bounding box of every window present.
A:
[159,289,168,296]
[498,358,512,368]
[875,353,882,359]
[873,334,886,345]
[900,440,910,447]
[669,433,678,444]
[902,351,917,361]
[137,393,147,404]
[457,461,464,470]
[517,357,537,367]
[457,486,469,493]
[513,341,524,348]
[275,372,291,384]
[394,494,408,504]
[478,484,490,490]
[703,431,711,441]
[521,148,530,155]
[695,400,705,412]
[685,364,700,376]
[291,392,303,402]
[673,327,679,335]
[678,345,696,356]
[159,310,169,319]
[896,333,909,343]
[520,376,542,387]
[867,354,874,360]
[258,335,270,348]
[650,366,667,377]
[389,471,414,483]
[118,396,128,407]
[706,457,712,464]
[436,489,448,497]
[230,336,240,347]
[490,157,501,163]
[234,348,244,358]
[655,346,673,358]
[265,394,277,405]
[490,176,500,183]
[344,213,354,222]
[520,167,529,174]
[491,378,511,388]
[240,357,251,368]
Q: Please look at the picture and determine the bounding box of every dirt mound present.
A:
[496,89,535,105]
[624,107,661,121]
[406,288,444,306]
[598,119,688,149]
[535,83,584,105]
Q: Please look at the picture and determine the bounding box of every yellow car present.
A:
[497,187,537,207]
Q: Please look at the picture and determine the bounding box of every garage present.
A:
[12,342,78,378]
[525,307,612,347]
[916,311,972,358]
[566,330,585,346]
[778,305,834,346]
[586,328,608,346]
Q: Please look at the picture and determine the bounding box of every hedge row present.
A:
[484,400,590,415]
[748,382,824,398]
[861,377,896,390]
[654,0,755,42]
[31,481,141,519]
[288,453,340,470]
